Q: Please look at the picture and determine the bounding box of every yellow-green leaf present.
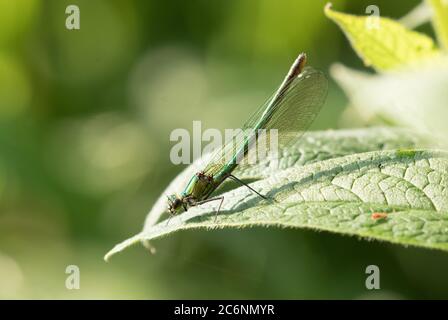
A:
[429,0,448,50]
[324,3,440,71]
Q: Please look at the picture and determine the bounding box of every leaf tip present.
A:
[103,254,111,263]
[324,2,334,17]
[103,233,143,262]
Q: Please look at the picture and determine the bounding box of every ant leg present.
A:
[228,174,267,199]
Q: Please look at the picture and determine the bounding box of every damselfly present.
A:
[167,53,328,216]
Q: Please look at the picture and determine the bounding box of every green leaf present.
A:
[106,149,448,261]
[105,128,435,261]
[429,0,448,50]
[324,3,440,71]
[142,128,427,234]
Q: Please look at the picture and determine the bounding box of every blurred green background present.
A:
[1,0,447,299]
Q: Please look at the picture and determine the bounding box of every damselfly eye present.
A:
[168,196,182,212]
[172,198,182,208]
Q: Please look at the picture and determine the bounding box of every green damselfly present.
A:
[167,53,328,216]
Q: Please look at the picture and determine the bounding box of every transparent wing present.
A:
[203,66,328,177]
[261,67,328,146]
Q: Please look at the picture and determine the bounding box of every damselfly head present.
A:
[167,194,183,214]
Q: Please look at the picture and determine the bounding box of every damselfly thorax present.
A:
[167,171,225,214]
